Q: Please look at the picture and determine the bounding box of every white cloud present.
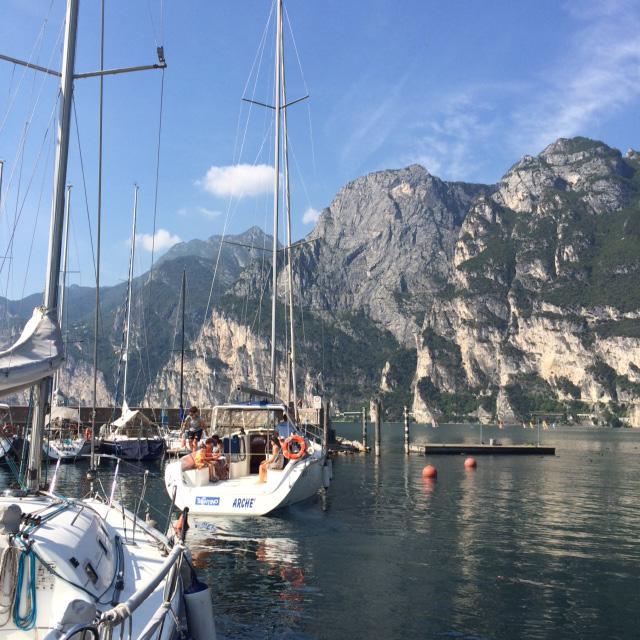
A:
[506,0,640,154]
[199,163,274,198]
[198,206,222,218]
[302,207,320,225]
[135,229,181,252]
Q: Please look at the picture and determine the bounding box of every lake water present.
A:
[4,423,640,639]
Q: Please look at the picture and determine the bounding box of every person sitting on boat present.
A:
[194,438,218,482]
[258,432,285,483]
[183,406,205,452]
[210,434,229,480]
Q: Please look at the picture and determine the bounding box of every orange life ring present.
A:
[84,428,92,441]
[282,435,306,460]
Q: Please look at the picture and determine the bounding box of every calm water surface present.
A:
[4,424,640,639]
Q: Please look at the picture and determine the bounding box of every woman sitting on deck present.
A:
[258,433,285,483]
[210,435,229,480]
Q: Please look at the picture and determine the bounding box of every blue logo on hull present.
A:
[195,496,220,506]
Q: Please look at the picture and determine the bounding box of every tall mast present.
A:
[53,185,72,401]
[27,0,79,492]
[179,268,186,415]
[270,0,283,400]
[280,19,298,420]
[122,184,139,411]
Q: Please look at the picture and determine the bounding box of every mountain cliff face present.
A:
[5,137,640,425]
[290,166,488,344]
[413,138,640,425]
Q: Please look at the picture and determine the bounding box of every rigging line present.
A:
[18,123,54,304]
[283,5,317,178]
[0,94,58,280]
[71,97,97,281]
[5,122,27,302]
[199,0,275,343]
[201,120,274,328]
[146,68,165,291]
[146,0,160,48]
[286,135,315,212]
[92,0,106,465]
[235,2,273,166]
[0,15,65,222]
[0,0,56,138]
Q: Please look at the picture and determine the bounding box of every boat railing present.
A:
[57,545,185,640]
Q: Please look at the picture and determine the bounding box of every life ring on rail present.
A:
[84,428,92,441]
[282,435,306,460]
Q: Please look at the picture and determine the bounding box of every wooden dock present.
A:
[409,443,556,456]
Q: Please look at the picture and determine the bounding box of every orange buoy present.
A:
[422,465,437,479]
[464,457,477,469]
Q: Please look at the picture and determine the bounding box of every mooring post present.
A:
[371,398,382,457]
[403,405,410,454]
[322,399,329,453]
[361,406,367,450]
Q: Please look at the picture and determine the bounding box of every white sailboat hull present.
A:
[164,449,326,516]
[0,493,190,640]
[42,438,87,461]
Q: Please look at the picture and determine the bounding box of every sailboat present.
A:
[0,1,213,637]
[99,186,165,461]
[164,0,330,516]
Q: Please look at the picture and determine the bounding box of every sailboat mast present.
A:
[27,0,78,492]
[179,268,186,414]
[270,0,283,400]
[280,21,298,420]
[122,184,139,410]
[53,185,72,399]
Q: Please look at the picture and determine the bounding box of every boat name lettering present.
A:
[195,496,220,506]
[232,498,255,509]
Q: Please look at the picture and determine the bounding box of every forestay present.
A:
[0,307,63,396]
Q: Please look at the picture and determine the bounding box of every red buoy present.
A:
[422,464,437,478]
[464,457,477,469]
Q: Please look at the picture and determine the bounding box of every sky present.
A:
[0,0,639,298]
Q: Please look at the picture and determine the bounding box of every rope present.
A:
[0,544,18,625]
[72,97,97,282]
[13,547,36,630]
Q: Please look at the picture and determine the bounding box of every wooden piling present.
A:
[370,398,382,457]
[361,407,367,450]
[403,405,410,454]
[322,399,330,452]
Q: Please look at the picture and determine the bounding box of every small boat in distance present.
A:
[43,405,87,462]
[100,186,165,461]
[100,405,166,460]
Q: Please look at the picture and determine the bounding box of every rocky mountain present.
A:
[5,137,640,425]
[413,138,640,425]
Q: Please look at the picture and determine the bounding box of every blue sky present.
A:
[0,0,639,297]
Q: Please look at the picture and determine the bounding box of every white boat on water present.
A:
[165,400,329,516]
[164,0,331,516]
[43,406,88,462]
[0,2,214,638]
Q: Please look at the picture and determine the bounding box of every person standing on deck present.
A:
[182,406,205,452]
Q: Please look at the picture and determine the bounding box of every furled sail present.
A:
[0,306,64,396]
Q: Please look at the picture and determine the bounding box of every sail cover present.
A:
[0,306,64,396]
[111,408,153,428]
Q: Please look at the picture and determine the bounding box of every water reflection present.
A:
[2,426,640,639]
